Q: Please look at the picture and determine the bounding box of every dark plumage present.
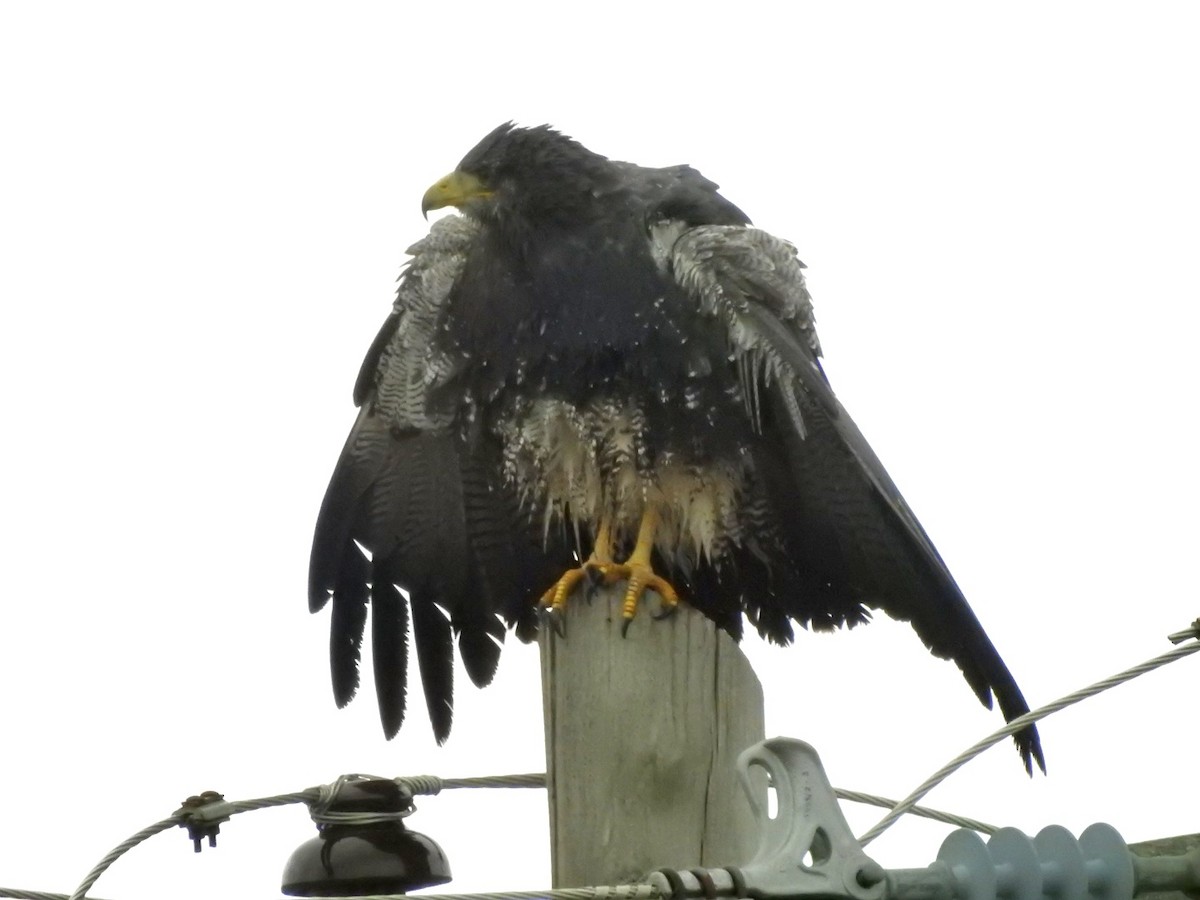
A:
[309,123,1044,773]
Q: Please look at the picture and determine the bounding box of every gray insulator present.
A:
[895,824,1138,900]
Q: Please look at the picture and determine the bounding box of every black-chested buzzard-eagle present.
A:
[309,123,1044,773]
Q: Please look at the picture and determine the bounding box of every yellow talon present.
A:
[538,521,615,635]
[590,559,680,630]
[539,566,590,614]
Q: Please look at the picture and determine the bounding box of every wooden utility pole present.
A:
[540,586,765,887]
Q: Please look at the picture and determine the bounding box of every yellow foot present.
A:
[590,561,680,636]
[537,512,681,638]
[538,565,603,637]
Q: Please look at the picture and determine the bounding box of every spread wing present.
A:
[308,215,563,741]
[667,224,1045,774]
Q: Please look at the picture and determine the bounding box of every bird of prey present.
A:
[309,123,1044,773]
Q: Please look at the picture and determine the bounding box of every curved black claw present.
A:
[652,600,679,622]
[620,616,634,638]
[541,605,567,638]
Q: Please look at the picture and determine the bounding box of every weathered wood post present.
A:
[540,585,765,887]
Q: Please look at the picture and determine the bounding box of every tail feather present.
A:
[410,591,455,743]
[370,571,410,739]
[329,548,370,708]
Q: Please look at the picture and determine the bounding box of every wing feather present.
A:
[666,223,1044,773]
[370,572,410,738]
[310,215,526,741]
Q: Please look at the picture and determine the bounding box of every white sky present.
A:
[2,2,1198,897]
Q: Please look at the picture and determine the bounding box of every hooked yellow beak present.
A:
[421,170,493,218]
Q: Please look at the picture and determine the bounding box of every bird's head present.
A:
[421,123,612,227]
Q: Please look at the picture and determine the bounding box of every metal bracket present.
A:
[734,737,885,899]
[649,737,885,900]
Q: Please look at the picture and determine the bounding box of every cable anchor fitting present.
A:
[176,790,233,853]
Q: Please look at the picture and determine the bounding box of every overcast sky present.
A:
[2,3,1198,898]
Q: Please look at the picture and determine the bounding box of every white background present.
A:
[2,2,1198,897]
